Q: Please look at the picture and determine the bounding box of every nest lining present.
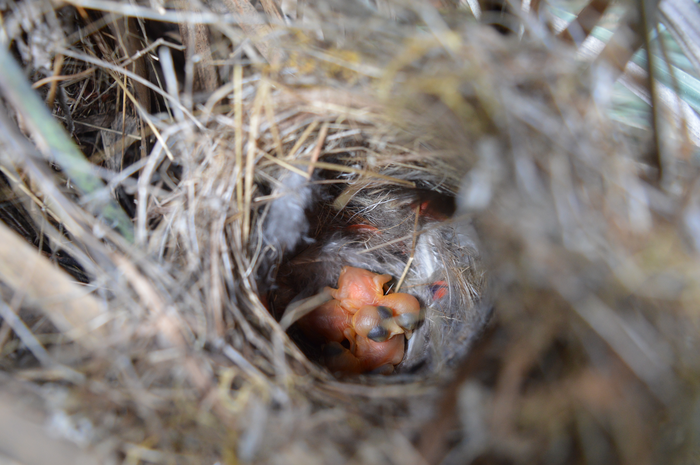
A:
[264,164,489,375]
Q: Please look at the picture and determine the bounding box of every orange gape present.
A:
[297,266,421,374]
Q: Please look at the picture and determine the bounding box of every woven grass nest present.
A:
[0,0,699,463]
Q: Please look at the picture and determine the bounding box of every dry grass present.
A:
[0,0,698,464]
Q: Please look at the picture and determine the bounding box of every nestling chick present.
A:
[296,266,422,374]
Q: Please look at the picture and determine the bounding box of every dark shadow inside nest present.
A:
[259,165,490,378]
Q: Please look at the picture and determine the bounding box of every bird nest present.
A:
[0,0,698,464]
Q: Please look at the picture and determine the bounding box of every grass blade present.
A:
[0,46,134,242]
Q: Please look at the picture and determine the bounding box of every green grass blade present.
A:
[0,47,134,243]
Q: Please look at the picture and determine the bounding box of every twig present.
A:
[0,223,108,348]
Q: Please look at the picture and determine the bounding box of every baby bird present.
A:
[297,266,422,374]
